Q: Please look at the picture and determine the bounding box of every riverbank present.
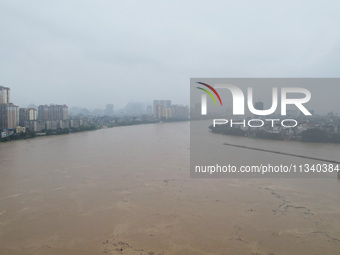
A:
[0,119,189,143]
[209,124,340,144]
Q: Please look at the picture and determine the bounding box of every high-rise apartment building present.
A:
[105,104,114,116]
[0,86,10,104]
[38,105,68,121]
[19,108,37,126]
[152,100,189,120]
[0,86,20,129]
[153,100,171,119]
[0,103,19,129]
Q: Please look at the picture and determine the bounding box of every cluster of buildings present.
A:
[0,86,72,138]
[153,100,189,120]
[236,101,340,138]
[24,104,69,132]
[0,86,190,140]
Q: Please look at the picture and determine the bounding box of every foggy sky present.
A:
[1,0,340,110]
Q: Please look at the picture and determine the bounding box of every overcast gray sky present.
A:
[1,0,339,110]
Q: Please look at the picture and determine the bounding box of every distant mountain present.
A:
[27,104,37,109]
[69,107,91,116]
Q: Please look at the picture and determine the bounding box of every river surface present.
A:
[0,122,340,255]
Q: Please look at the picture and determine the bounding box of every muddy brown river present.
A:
[0,122,340,254]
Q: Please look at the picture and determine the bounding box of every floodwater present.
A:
[0,122,340,255]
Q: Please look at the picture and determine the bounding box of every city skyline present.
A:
[1,1,340,110]
[2,83,340,116]
[0,84,190,138]
[2,84,186,112]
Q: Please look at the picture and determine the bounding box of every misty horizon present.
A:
[1,1,340,111]
[4,82,339,116]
